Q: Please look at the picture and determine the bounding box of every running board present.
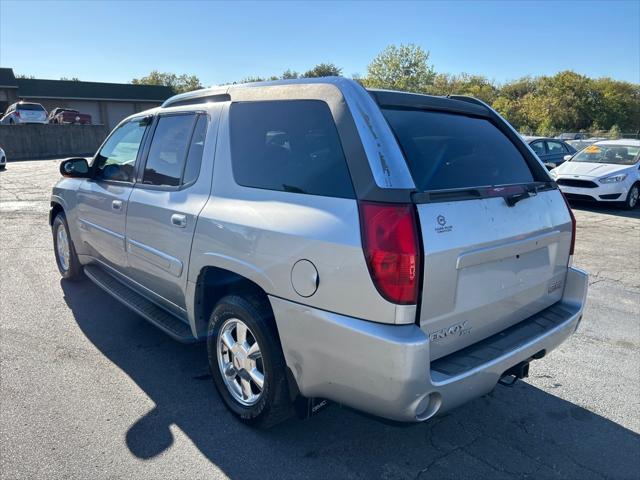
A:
[84,264,197,343]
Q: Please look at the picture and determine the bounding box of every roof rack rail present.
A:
[164,93,230,108]
[162,87,230,108]
[447,95,491,110]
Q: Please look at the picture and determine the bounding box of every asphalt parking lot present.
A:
[1,159,639,480]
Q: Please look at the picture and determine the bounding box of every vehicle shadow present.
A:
[61,279,640,479]
[569,200,640,220]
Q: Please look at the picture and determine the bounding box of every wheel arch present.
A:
[49,200,65,226]
[191,265,275,340]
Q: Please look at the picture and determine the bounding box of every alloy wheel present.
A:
[56,223,71,272]
[217,318,265,406]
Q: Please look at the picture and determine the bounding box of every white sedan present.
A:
[550,139,640,210]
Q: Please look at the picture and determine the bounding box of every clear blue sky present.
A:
[1,0,638,85]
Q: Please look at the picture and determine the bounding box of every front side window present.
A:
[572,144,640,166]
[229,100,354,198]
[93,119,147,182]
[142,114,197,187]
[382,108,535,190]
[530,141,545,156]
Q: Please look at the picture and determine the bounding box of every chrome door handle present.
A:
[171,213,187,228]
[112,200,123,211]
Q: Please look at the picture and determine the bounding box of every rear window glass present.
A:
[382,108,534,190]
[17,103,45,111]
[229,100,354,198]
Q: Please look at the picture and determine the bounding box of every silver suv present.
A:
[50,77,588,428]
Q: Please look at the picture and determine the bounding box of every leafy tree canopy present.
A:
[131,71,202,94]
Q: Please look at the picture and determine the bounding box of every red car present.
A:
[47,108,92,125]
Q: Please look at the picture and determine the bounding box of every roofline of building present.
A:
[18,95,166,102]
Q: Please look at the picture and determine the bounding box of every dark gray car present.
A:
[524,136,577,168]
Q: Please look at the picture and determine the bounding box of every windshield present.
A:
[572,144,639,165]
[382,108,534,190]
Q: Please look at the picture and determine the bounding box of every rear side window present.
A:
[382,109,534,191]
[229,100,354,198]
[143,114,197,187]
[182,115,208,185]
[546,140,566,154]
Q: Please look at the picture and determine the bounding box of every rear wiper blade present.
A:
[504,190,531,207]
[504,183,548,207]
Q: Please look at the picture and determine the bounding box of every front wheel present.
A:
[207,295,293,428]
[622,184,639,210]
[52,213,83,280]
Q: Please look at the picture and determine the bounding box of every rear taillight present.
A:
[358,202,421,304]
[561,192,576,257]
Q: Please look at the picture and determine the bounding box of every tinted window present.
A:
[229,100,354,198]
[382,108,534,190]
[183,115,208,185]
[546,140,566,154]
[530,141,545,156]
[17,103,45,111]
[93,120,147,182]
[142,114,196,187]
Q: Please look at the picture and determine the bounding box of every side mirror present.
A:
[544,162,557,171]
[563,155,573,162]
[60,158,90,178]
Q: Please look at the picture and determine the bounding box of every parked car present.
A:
[566,137,608,151]
[523,136,577,169]
[1,101,47,124]
[50,78,588,428]
[550,139,640,209]
[557,132,588,141]
[48,108,92,125]
[0,147,6,170]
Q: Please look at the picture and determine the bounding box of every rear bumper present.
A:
[270,267,588,422]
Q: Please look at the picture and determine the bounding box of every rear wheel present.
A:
[207,294,293,428]
[52,212,83,280]
[622,184,639,210]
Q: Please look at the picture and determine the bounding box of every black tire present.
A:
[9,119,15,125]
[622,183,639,210]
[207,294,294,428]
[0,165,5,171]
[52,212,83,280]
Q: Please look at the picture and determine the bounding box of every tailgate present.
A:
[417,189,572,360]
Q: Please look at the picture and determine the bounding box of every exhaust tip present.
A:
[415,392,442,421]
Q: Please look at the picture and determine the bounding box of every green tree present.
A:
[608,124,622,139]
[15,74,35,79]
[281,69,299,79]
[591,78,640,132]
[427,73,498,103]
[302,63,342,78]
[364,43,435,92]
[131,71,202,94]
